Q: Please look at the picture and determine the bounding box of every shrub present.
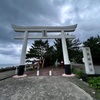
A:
[26,67,35,71]
[71,67,84,78]
[88,77,100,91]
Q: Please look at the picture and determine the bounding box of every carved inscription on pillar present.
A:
[82,47,95,74]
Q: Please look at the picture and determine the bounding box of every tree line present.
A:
[26,35,100,66]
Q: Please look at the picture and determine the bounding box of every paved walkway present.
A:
[26,67,64,76]
[0,67,64,80]
[0,76,96,100]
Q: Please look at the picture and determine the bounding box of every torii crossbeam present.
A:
[12,24,77,76]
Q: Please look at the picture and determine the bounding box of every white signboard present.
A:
[82,47,95,74]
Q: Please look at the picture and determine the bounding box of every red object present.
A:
[61,61,64,68]
[42,58,45,68]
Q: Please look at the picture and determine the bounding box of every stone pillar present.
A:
[17,31,28,75]
[82,47,95,74]
[61,30,71,75]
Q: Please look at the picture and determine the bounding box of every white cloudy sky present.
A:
[0,0,100,64]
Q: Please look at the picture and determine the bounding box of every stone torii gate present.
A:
[12,24,77,76]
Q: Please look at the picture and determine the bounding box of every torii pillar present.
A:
[61,30,71,75]
[17,31,28,75]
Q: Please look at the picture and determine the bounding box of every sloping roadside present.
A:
[0,76,95,100]
[0,70,15,81]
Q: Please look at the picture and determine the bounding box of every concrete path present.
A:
[0,76,96,100]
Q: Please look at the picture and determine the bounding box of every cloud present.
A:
[0,44,21,56]
[0,0,100,64]
[0,54,20,64]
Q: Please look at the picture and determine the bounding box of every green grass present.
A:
[88,77,100,91]
[0,67,16,72]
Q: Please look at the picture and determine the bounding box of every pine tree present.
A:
[26,40,49,59]
[83,35,100,64]
[54,38,82,63]
[26,39,56,66]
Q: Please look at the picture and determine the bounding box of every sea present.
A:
[0,64,19,68]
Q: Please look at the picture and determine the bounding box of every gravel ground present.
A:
[0,76,97,100]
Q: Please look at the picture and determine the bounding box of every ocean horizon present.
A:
[0,64,19,68]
